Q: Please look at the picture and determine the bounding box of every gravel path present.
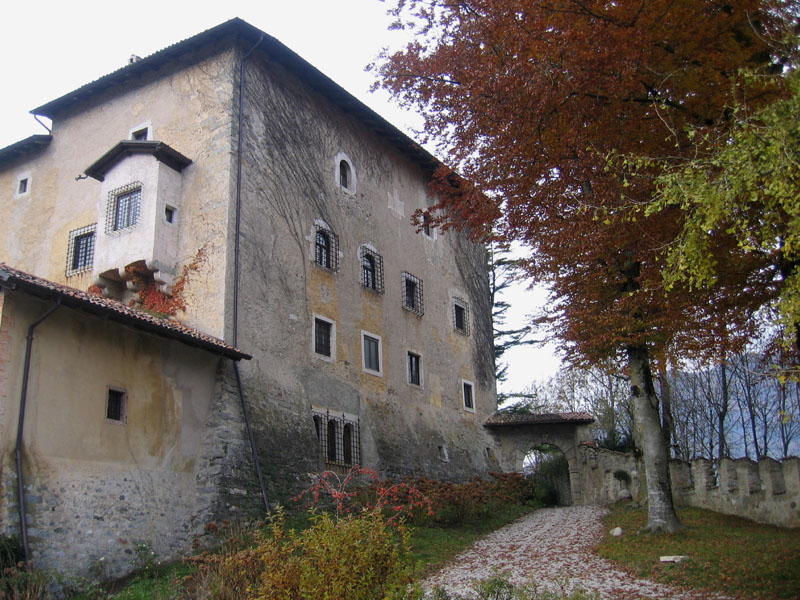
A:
[421,505,734,600]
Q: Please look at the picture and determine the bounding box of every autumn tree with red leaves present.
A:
[375,0,796,532]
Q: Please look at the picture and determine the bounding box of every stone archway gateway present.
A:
[484,412,595,505]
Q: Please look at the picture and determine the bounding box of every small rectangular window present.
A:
[132,128,148,141]
[18,178,28,195]
[407,352,421,386]
[361,331,382,376]
[165,206,175,223]
[106,388,127,423]
[422,212,432,237]
[66,224,96,276]
[453,298,470,335]
[462,380,475,412]
[402,272,424,316]
[314,317,333,358]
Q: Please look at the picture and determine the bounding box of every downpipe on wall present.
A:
[233,33,271,515]
[15,298,61,565]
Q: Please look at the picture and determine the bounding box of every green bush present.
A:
[184,508,417,600]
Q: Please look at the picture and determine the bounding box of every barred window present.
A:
[313,409,361,468]
[314,224,339,271]
[453,298,470,335]
[359,246,384,294]
[106,182,142,234]
[402,271,424,316]
[106,388,127,424]
[66,224,96,276]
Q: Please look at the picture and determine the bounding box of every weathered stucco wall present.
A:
[232,48,502,496]
[0,290,251,577]
[0,38,238,340]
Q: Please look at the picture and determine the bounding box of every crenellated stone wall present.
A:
[669,456,800,528]
[577,445,800,527]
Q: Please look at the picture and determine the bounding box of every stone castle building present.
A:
[0,18,503,576]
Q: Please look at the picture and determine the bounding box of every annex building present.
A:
[0,18,503,576]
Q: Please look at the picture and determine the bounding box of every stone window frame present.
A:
[334,152,356,195]
[65,223,96,277]
[401,271,424,316]
[105,386,128,424]
[105,182,143,234]
[313,222,339,272]
[453,297,470,336]
[313,314,336,362]
[359,245,384,294]
[128,121,151,141]
[407,350,423,388]
[14,172,31,198]
[462,379,476,413]
[438,444,450,462]
[361,330,384,377]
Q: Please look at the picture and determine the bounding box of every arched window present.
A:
[316,230,331,268]
[335,153,356,193]
[327,419,338,462]
[340,160,349,189]
[362,254,375,289]
[343,423,353,465]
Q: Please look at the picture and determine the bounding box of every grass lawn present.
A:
[596,504,800,600]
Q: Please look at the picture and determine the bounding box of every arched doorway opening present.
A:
[524,443,572,506]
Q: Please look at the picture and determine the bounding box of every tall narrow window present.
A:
[327,419,338,462]
[314,224,339,271]
[402,272,423,316]
[462,380,475,412]
[18,179,28,195]
[359,247,384,293]
[453,298,470,335]
[422,213,432,237]
[106,388,127,423]
[343,423,353,465]
[339,160,349,189]
[336,154,356,193]
[314,317,334,359]
[362,331,382,376]
[316,230,330,268]
[407,352,421,386]
[106,183,142,233]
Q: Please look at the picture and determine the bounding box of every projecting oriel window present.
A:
[66,224,96,276]
[361,331,383,377]
[402,272,424,316]
[106,182,142,234]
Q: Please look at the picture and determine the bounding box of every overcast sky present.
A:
[0,0,562,393]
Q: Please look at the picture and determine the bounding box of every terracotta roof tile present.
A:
[0,263,249,360]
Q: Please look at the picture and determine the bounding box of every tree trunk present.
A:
[718,360,729,460]
[627,344,681,533]
[657,361,675,457]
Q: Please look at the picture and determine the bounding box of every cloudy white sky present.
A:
[0,0,562,393]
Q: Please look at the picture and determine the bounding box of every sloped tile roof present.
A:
[0,264,249,360]
[485,411,595,427]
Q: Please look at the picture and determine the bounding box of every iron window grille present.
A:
[402,271,424,316]
[106,182,142,234]
[408,352,421,386]
[314,224,339,271]
[314,317,333,357]
[453,297,470,335]
[359,246,384,294]
[65,224,96,276]
[106,388,127,423]
[313,409,361,468]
